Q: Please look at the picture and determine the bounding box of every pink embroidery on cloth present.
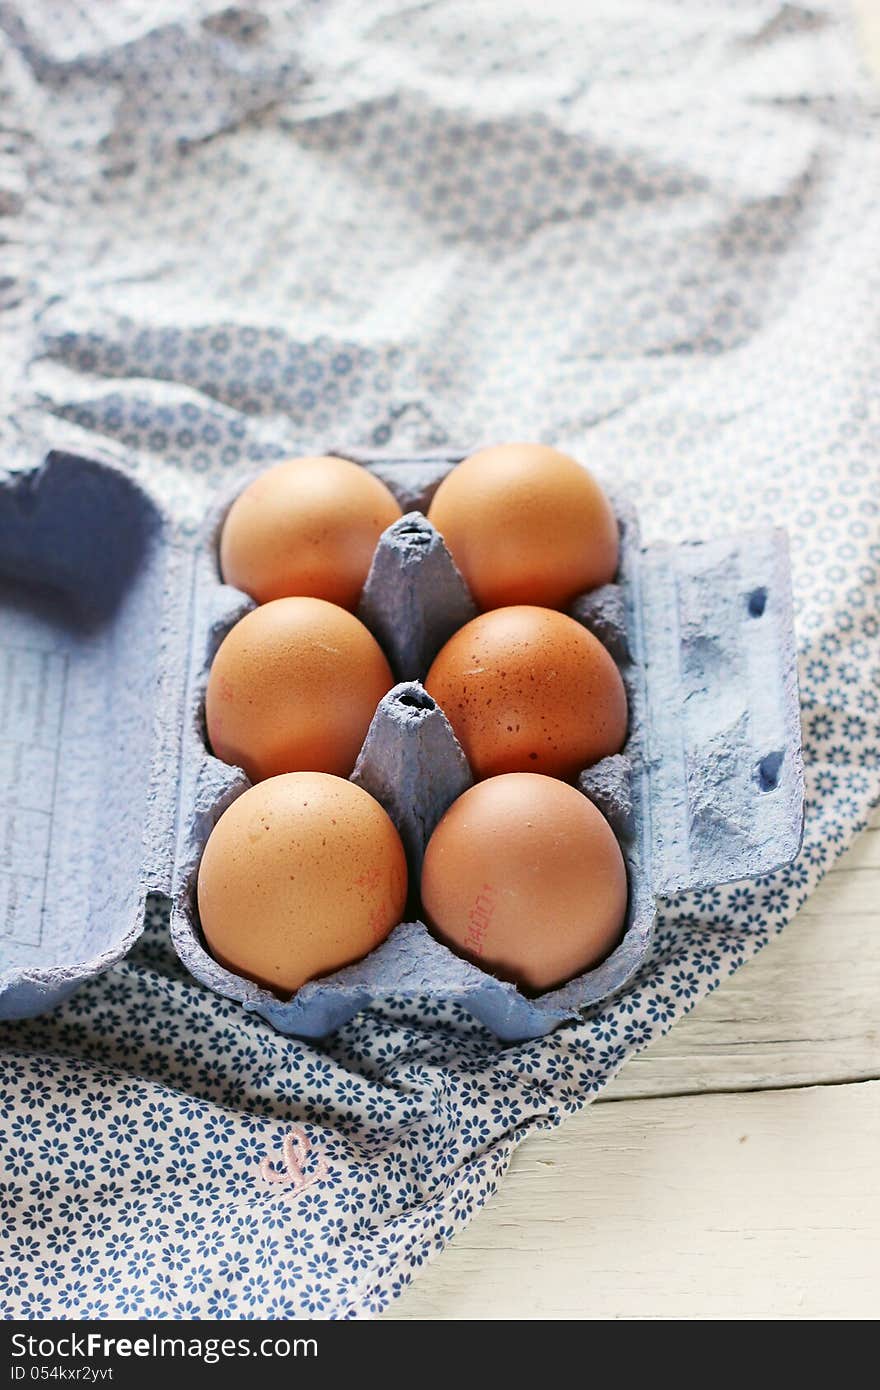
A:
[258,1126,329,1192]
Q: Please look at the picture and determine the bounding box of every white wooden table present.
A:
[389,809,879,1319]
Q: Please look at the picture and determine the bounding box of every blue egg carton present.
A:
[0,450,804,1041]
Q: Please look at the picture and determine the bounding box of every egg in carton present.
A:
[0,451,804,1041]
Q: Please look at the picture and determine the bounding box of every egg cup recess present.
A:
[170,453,805,1043]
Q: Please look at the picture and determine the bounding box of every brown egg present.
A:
[206,597,394,782]
[425,605,627,780]
[198,773,408,995]
[427,442,619,611]
[220,455,402,609]
[421,773,627,992]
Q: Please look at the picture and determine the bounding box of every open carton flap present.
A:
[0,452,185,1017]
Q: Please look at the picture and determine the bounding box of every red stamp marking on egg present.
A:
[367,902,388,942]
[355,865,381,893]
[464,882,497,957]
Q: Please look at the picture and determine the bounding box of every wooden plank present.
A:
[603,814,880,1101]
[603,913,880,1099]
[388,1080,880,1320]
[799,868,880,917]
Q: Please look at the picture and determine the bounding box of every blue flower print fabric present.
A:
[1,0,879,1319]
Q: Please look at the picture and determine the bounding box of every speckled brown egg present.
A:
[425,605,627,780]
[198,773,408,995]
[421,773,627,992]
[220,454,402,609]
[206,596,394,782]
[427,442,619,610]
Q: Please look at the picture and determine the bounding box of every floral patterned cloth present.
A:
[1,0,879,1319]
